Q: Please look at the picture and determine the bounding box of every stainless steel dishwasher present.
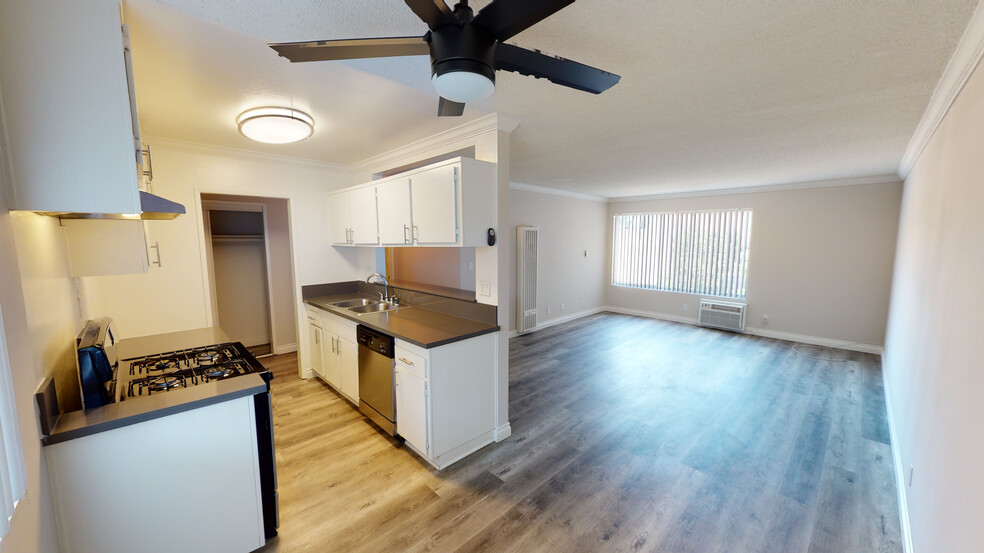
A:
[357,325,396,435]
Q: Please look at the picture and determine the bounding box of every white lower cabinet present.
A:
[395,333,497,469]
[308,307,358,404]
[395,360,429,456]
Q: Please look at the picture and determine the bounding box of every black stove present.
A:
[122,342,266,399]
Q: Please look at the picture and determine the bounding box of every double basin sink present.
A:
[330,298,399,315]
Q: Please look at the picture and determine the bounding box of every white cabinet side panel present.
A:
[429,333,496,458]
[46,397,264,553]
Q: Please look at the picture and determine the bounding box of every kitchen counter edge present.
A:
[40,375,268,446]
[305,296,500,348]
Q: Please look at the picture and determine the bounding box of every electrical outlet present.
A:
[762,314,769,325]
[682,304,688,312]
[561,303,565,311]
[479,281,491,297]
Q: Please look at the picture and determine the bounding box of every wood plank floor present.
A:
[257,313,903,553]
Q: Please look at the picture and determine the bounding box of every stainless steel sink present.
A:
[348,302,397,315]
[331,298,377,308]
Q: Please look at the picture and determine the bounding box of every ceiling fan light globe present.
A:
[431,71,495,104]
[237,107,314,144]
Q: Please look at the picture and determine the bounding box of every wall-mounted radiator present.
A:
[698,299,747,332]
[516,226,539,333]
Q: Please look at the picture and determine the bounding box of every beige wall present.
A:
[389,247,475,291]
[509,187,608,331]
[883,51,984,553]
[606,182,902,348]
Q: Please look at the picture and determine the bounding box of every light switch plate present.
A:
[479,281,491,296]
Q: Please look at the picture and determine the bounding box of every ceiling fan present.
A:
[268,0,621,116]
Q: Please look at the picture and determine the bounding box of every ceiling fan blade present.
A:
[473,0,574,41]
[495,42,620,94]
[405,0,456,30]
[269,36,430,62]
[438,97,466,116]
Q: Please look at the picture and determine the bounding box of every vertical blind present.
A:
[612,209,753,298]
[0,304,26,539]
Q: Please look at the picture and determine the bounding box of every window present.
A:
[0,304,26,539]
[612,209,752,298]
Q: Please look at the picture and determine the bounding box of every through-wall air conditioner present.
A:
[698,299,746,332]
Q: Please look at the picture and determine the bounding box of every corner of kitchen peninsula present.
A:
[37,325,278,553]
[302,280,501,470]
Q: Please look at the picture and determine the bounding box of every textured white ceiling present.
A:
[128,0,979,197]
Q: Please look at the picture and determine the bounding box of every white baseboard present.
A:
[744,327,883,355]
[494,423,512,441]
[274,342,298,355]
[506,306,606,339]
[882,370,914,553]
[603,305,699,325]
[602,306,883,355]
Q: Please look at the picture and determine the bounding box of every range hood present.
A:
[38,191,186,220]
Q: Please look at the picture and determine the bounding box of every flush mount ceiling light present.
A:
[237,107,314,144]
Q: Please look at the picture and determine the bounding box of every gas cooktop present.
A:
[119,342,267,401]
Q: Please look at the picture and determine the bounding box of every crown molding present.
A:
[142,135,354,173]
[509,181,608,202]
[898,3,984,179]
[351,113,519,175]
[608,174,901,203]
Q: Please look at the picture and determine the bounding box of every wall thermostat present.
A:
[487,228,496,246]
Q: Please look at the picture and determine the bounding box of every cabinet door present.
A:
[337,337,359,402]
[322,333,341,388]
[411,165,458,244]
[308,325,324,378]
[376,178,413,245]
[348,186,379,245]
[326,193,351,245]
[395,368,428,455]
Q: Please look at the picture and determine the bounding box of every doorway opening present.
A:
[201,194,296,358]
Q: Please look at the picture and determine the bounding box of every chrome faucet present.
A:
[366,272,390,302]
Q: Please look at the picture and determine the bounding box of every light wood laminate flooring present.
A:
[258,313,903,553]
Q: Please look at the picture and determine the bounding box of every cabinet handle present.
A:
[150,241,162,268]
[331,337,337,354]
[412,225,419,243]
[403,225,410,244]
[398,357,414,366]
[336,339,341,355]
[315,332,319,345]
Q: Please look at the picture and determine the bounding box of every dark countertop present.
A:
[41,327,268,446]
[306,294,499,348]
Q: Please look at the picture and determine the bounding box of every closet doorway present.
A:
[202,195,296,357]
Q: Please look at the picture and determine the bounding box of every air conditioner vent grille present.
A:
[698,299,746,332]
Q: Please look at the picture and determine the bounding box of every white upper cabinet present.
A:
[376,178,413,245]
[327,187,378,245]
[348,186,378,244]
[411,164,459,245]
[0,0,143,215]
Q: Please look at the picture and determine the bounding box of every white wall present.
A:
[509,186,608,331]
[79,140,369,345]
[882,49,984,553]
[606,182,902,349]
[0,109,64,553]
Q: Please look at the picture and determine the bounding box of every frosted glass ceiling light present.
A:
[431,71,495,104]
[237,107,314,144]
